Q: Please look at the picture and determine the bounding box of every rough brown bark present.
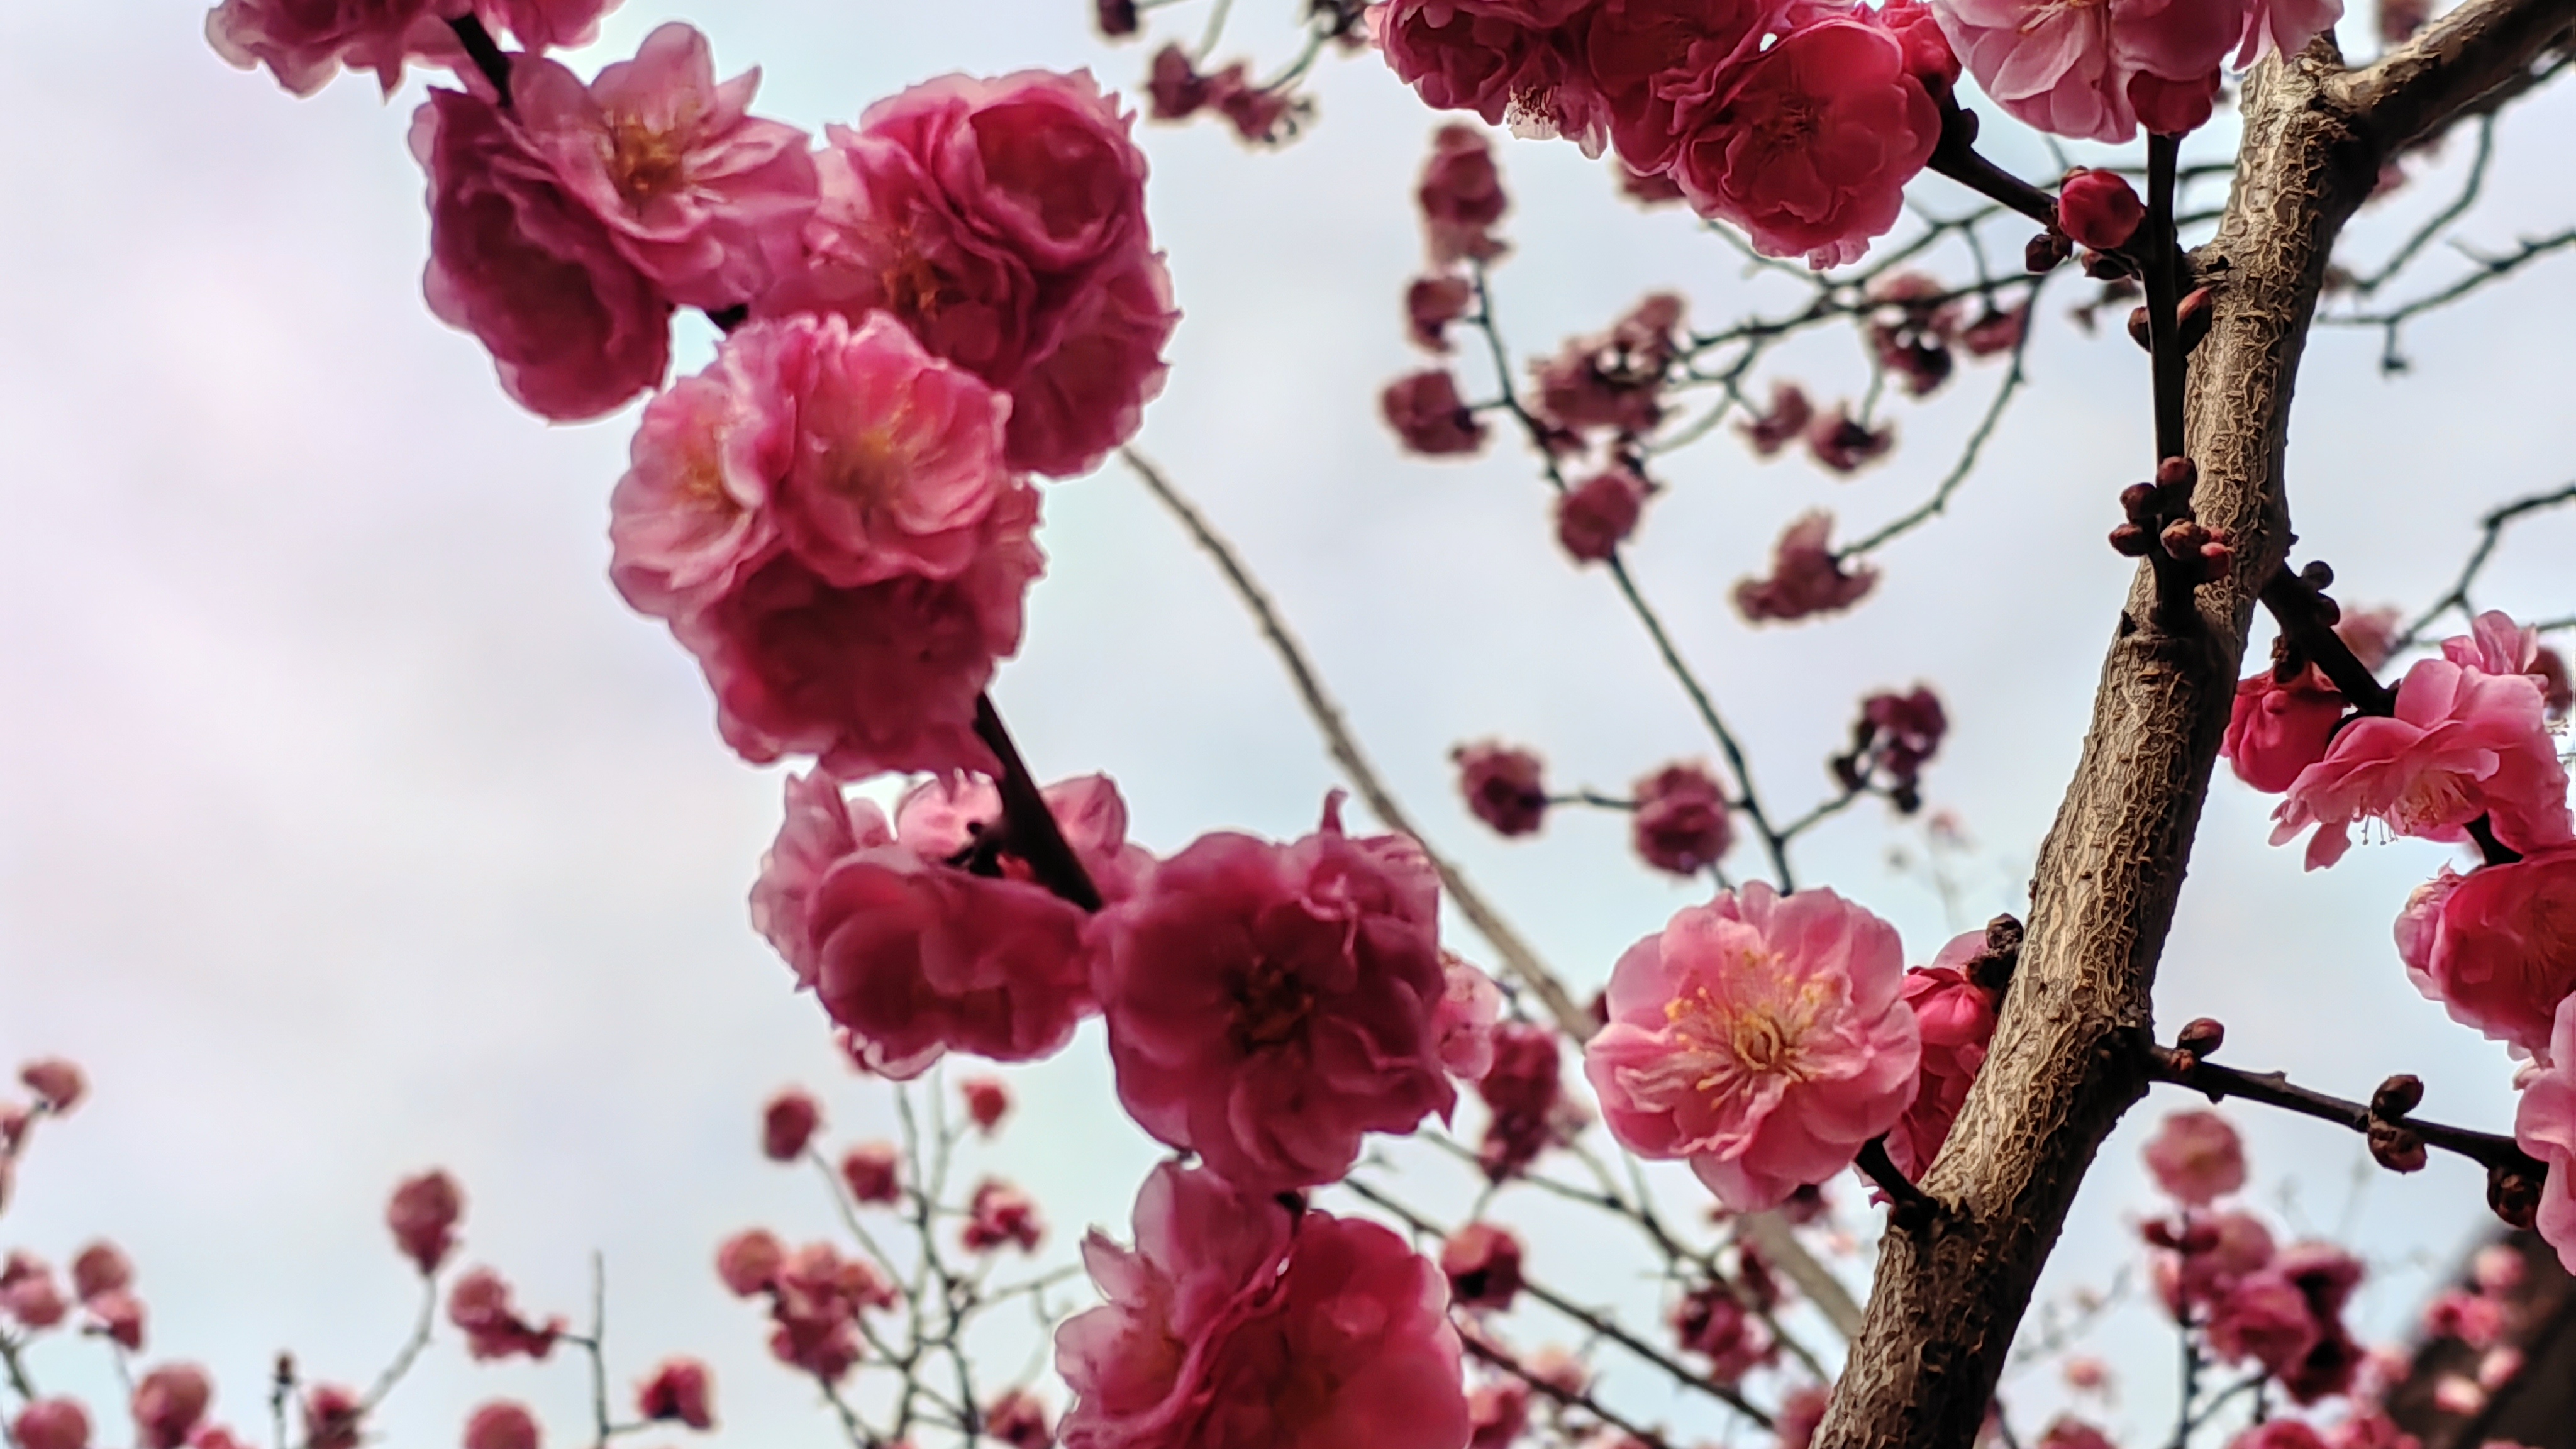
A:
[1817,4,2576,1443]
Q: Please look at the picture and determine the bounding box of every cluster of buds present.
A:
[1831,686,1950,814]
[2111,456,2233,584]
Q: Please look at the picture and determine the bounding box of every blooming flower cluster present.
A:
[1375,0,1950,266]
[1929,0,2341,144]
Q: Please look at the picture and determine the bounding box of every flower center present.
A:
[880,245,948,326]
[2386,770,2475,835]
[1230,958,1314,1054]
[606,116,690,208]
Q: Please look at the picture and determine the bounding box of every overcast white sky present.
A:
[4,2,2574,1445]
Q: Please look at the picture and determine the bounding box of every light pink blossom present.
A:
[204,0,452,96]
[1584,882,1923,1210]
[2237,0,2345,64]
[1055,1163,1468,1449]
[477,0,616,52]
[1670,16,1941,267]
[1929,0,2249,144]
[1091,799,1455,1194]
[962,1075,1013,1133]
[1882,933,2001,1181]
[1434,956,1506,1080]
[2272,629,2574,869]
[715,1229,786,1297]
[0,1252,65,1330]
[12,1400,91,1449]
[1735,512,1878,623]
[514,25,816,311]
[2397,848,2576,1060]
[2143,1109,2246,1205]
[412,85,671,422]
[2516,993,2576,1272]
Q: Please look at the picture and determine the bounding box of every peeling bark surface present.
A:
[1816,3,2576,1441]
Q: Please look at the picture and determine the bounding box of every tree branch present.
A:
[2332,0,2576,152]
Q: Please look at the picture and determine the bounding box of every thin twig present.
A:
[1838,275,2047,558]
[2353,114,2498,294]
[2394,479,2576,648]
[2143,1038,2540,1176]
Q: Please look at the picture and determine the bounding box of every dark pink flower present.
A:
[1882,935,2000,1180]
[18,1060,84,1113]
[1465,1380,1529,1449]
[963,1179,1045,1253]
[132,1365,213,1449]
[412,85,672,423]
[1574,0,1774,177]
[1960,306,2027,356]
[1531,293,1681,437]
[2207,1244,2365,1402]
[1092,799,1455,1194]
[204,0,450,96]
[2058,169,2146,250]
[635,1358,714,1430]
[2517,994,2576,1273]
[387,1170,465,1276]
[1557,468,1650,562]
[448,1267,562,1362]
[2397,848,2576,1060]
[1477,1022,1583,1179]
[1670,17,1941,267]
[838,1143,901,1204]
[763,770,1141,1076]
[766,1242,896,1380]
[985,1391,1055,1449]
[1882,0,1964,91]
[675,484,1043,779]
[1416,123,1512,265]
[303,1387,362,1449]
[1382,369,1489,456]
[1631,762,1733,875]
[1738,382,1815,457]
[2143,1109,2246,1205]
[2224,666,2345,794]
[784,70,1175,477]
[2041,1421,2119,1449]
[1148,44,1221,118]
[514,25,818,310]
[13,1400,91,1449]
[1406,275,1476,352]
[476,0,614,52]
[962,1076,1013,1133]
[87,1289,145,1351]
[1055,1163,1469,1449]
[1453,741,1549,837]
[1776,1387,1831,1449]
[716,1229,786,1297]
[462,1402,539,1449]
[1670,1282,1775,1384]
[0,1252,66,1330]
[1806,404,1896,473]
[2272,626,2574,868]
[2149,1208,2277,1316]
[69,1243,130,1304]
[2230,1423,2331,1449]
[1585,882,1923,1209]
[762,1087,822,1161]
[1377,3,1588,146]
[1433,957,1505,1080]
[1439,1223,1524,1311]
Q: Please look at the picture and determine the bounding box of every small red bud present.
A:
[2155,457,2197,491]
[2371,1074,2425,1119]
[2177,286,2215,353]
[2110,523,2155,557]
[2058,169,2146,251]
[2026,230,2072,273]
[2368,1122,2428,1174]
[2489,1163,2543,1228]
[2175,1018,2225,1058]
[2127,304,2153,352]
[2119,482,2159,522]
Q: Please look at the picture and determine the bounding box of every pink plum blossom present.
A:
[513,25,817,311]
[1584,882,1924,1209]
[1631,763,1734,876]
[761,1087,822,1161]
[1477,1021,1584,1178]
[1739,382,1814,457]
[448,1269,560,1361]
[1672,1280,1775,1384]
[386,1170,464,1275]
[2516,994,2576,1272]
[1735,512,1878,623]
[2224,665,2345,794]
[205,0,453,96]
[462,1402,539,1449]
[962,1179,1045,1253]
[69,1244,129,1303]
[2397,848,2576,1060]
[413,84,672,423]
[1929,0,2249,143]
[605,341,790,622]
[2058,169,2146,250]
[1440,1223,1524,1311]
[2238,0,2345,63]
[839,1143,901,1203]
[962,1075,1013,1133]
[635,1359,714,1430]
[2150,1208,2277,1316]
[2230,1425,2330,1449]
[2143,1109,2246,1204]
[0,1252,66,1330]
[755,770,1145,1077]
[18,1060,84,1113]
[1092,799,1456,1194]
[1882,932,2001,1180]
[2204,1243,2365,1403]
[2272,623,2574,869]
[716,1230,786,1297]
[477,0,615,51]
[780,70,1175,477]
[12,1401,91,1449]
[131,1365,213,1449]
[1055,1163,1469,1449]
[1557,468,1650,561]
[1416,123,1513,265]
[1434,956,1506,1080]
[1574,0,1775,178]
[1453,741,1549,836]
[1407,274,1476,352]
[87,1290,144,1351]
[1376,2,1591,147]
[1531,293,1681,438]
[303,1387,362,1449]
[1382,369,1489,455]
[1668,16,1942,268]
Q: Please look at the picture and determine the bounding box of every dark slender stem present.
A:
[2394,479,2576,649]
[446,14,513,103]
[2258,568,2399,714]
[1856,1138,1943,1230]
[2143,133,2189,465]
[970,694,1101,912]
[1462,1336,1677,1449]
[1837,271,2046,559]
[2142,1038,2539,1175]
[1925,108,2059,230]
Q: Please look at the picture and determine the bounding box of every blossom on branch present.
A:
[1734,512,1877,623]
[1585,882,1922,1209]
[2517,994,2576,1271]
[386,1169,464,1275]
[1453,741,1549,837]
[1055,1163,1470,1449]
[1092,797,1455,1194]
[1882,931,2000,1180]
[2397,847,2576,1060]
[2223,665,2344,794]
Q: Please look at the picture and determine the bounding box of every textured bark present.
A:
[1817,4,2576,1443]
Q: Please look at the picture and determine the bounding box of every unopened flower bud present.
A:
[2177,286,2215,353]
[19,1060,84,1114]
[2058,170,2146,251]
[2026,230,2072,273]
[960,1076,1011,1135]
[760,1089,821,1162]
[2119,482,2160,523]
[2370,1074,2424,1119]
[386,1171,465,1277]
[2488,1162,2543,1228]
[1095,0,1140,38]
[2160,519,2210,560]
[2109,523,2155,557]
[838,1143,901,1204]
[2080,248,2136,280]
[2155,457,2197,492]
[2299,559,2335,589]
[2368,1121,2428,1173]
[2175,1018,2225,1058]
[2127,304,2153,352]
[462,1401,538,1449]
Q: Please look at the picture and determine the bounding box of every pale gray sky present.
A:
[3,2,2573,1445]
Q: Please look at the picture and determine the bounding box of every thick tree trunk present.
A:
[1818,4,2576,1443]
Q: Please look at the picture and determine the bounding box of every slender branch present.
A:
[2351,114,2497,294]
[2141,1038,2538,1175]
[1837,275,2046,558]
[970,694,1101,912]
[586,1255,612,1449]
[2144,133,2190,467]
[1120,448,1589,1040]
[1462,1335,1677,1449]
[0,1332,36,1404]
[1924,110,2059,230]
[357,1277,440,1414]
[2330,226,2576,369]
[2331,0,2576,152]
[445,14,514,102]
[2259,566,2400,713]
[2394,479,2576,648]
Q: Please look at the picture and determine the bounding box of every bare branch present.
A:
[2333,0,2576,152]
